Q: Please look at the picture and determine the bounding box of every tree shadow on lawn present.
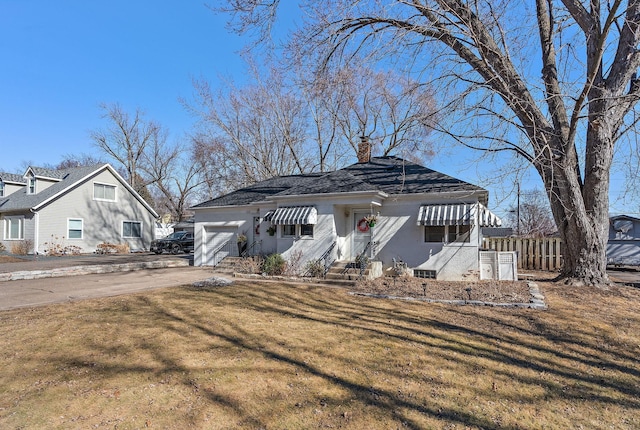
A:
[232,282,640,401]
[41,280,640,429]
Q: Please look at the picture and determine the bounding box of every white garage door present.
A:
[204,228,235,266]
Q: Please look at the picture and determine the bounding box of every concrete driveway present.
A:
[0,264,216,311]
[608,267,640,287]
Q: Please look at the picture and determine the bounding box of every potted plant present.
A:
[267,225,276,236]
[364,212,379,227]
[237,233,248,255]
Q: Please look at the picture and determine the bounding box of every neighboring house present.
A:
[173,219,195,233]
[154,219,194,240]
[192,147,502,280]
[0,164,158,254]
[0,173,26,198]
[608,215,640,266]
[481,227,514,238]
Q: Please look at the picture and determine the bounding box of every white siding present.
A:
[193,192,487,280]
[193,207,253,266]
[2,183,25,197]
[35,178,59,193]
[35,170,156,253]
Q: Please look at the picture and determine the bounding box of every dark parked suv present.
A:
[150,231,194,254]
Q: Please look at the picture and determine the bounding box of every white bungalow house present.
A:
[192,150,502,281]
[0,164,158,254]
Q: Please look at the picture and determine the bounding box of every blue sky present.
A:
[0,1,635,216]
[0,1,245,172]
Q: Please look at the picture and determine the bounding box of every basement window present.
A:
[414,270,437,279]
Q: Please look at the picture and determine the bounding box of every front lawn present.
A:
[0,279,638,429]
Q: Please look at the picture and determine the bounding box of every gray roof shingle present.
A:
[29,166,67,180]
[0,164,109,212]
[193,156,486,209]
[0,172,26,184]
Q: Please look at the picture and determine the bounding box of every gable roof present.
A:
[0,172,26,185]
[0,164,158,217]
[26,166,66,181]
[193,156,487,209]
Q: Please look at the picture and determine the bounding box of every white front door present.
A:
[352,211,372,259]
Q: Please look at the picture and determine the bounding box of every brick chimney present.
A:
[357,135,371,163]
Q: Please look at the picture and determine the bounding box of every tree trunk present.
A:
[544,143,611,287]
[555,205,610,286]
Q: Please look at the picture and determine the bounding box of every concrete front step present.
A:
[325,261,370,280]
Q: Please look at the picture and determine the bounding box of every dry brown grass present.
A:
[1,278,639,429]
[0,255,26,263]
[354,277,532,302]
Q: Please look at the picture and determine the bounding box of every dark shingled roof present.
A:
[194,174,323,208]
[343,156,484,194]
[278,169,378,196]
[193,156,486,208]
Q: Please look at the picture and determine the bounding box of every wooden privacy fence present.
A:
[482,237,563,271]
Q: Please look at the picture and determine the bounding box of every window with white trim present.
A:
[68,218,83,239]
[27,175,36,194]
[424,225,471,243]
[94,183,116,201]
[123,221,142,238]
[4,216,24,240]
[280,224,314,238]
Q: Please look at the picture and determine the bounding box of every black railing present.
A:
[322,241,337,277]
[241,240,261,258]
[357,241,372,279]
[211,239,232,267]
[304,241,337,278]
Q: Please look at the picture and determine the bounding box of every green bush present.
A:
[262,253,286,276]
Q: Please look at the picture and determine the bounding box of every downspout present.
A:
[30,208,39,255]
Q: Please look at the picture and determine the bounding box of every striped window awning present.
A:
[417,203,502,227]
[269,206,317,225]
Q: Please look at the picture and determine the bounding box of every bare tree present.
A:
[56,153,108,169]
[507,189,557,237]
[142,139,205,221]
[90,103,164,193]
[188,67,312,189]
[301,63,436,163]
[219,0,640,286]
[190,132,234,199]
